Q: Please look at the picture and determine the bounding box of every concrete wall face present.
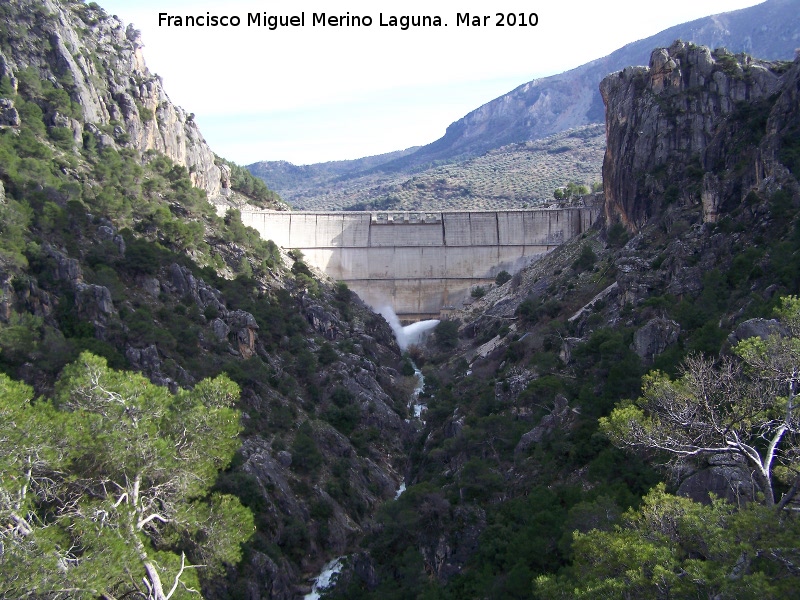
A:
[241,209,599,316]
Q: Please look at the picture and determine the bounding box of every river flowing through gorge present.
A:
[304,308,438,597]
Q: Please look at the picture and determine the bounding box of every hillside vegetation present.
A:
[250,125,604,212]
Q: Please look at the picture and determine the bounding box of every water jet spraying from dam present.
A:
[377,306,439,351]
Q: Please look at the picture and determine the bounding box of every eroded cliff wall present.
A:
[601,40,799,231]
[0,0,222,196]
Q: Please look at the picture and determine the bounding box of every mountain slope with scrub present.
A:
[0,1,416,597]
[321,41,800,600]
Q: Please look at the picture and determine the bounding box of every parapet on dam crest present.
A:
[240,207,600,318]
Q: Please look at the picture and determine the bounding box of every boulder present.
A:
[0,98,19,127]
[633,317,680,360]
[140,277,161,298]
[210,317,230,341]
[677,453,760,504]
[728,318,787,345]
[74,283,114,316]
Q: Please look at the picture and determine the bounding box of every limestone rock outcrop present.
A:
[0,98,19,127]
[633,317,680,360]
[727,317,787,345]
[600,41,797,231]
[1,1,222,197]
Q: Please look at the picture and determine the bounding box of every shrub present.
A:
[291,422,322,474]
[495,270,512,286]
[434,320,460,350]
[572,244,596,272]
[606,222,629,248]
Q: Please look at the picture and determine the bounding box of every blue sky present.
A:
[97,0,764,165]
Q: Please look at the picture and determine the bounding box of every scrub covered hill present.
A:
[320,43,800,600]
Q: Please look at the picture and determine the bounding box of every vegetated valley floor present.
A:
[269,124,605,212]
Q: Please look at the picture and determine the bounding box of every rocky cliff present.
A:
[0,0,222,197]
[601,40,798,230]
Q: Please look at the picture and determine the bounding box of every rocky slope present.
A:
[0,1,416,598]
[318,45,800,598]
[0,0,223,197]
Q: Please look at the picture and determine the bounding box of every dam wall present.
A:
[240,208,599,317]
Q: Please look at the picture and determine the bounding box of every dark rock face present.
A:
[633,317,680,360]
[419,505,486,582]
[677,453,760,504]
[242,550,299,600]
[514,395,577,456]
[601,41,787,231]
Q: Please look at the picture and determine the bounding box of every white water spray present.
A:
[304,557,344,600]
[377,306,439,351]
[376,306,437,499]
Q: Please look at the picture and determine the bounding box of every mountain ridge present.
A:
[393,0,800,167]
[249,0,800,210]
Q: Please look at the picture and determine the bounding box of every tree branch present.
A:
[137,513,169,530]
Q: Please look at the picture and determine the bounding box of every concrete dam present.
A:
[240,208,600,318]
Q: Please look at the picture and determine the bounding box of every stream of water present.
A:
[304,557,344,600]
[410,362,427,419]
[305,308,436,594]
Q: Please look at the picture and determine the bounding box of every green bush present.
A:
[606,222,629,248]
[471,285,486,298]
[572,244,596,271]
[495,270,512,286]
[291,422,322,474]
[434,320,460,350]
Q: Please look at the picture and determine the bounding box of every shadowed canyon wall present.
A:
[241,208,600,317]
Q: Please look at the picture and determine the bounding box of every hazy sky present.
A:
[97,0,764,165]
